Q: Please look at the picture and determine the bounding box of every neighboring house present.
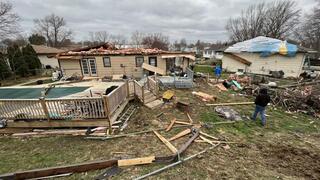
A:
[222,36,316,78]
[31,45,64,69]
[57,43,195,78]
[203,47,225,60]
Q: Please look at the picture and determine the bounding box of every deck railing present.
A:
[106,82,128,115]
[147,75,159,95]
[133,80,144,103]
[0,82,131,122]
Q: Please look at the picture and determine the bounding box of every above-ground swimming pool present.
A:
[0,87,89,99]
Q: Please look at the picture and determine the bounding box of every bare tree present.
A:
[110,34,127,48]
[34,14,72,47]
[142,33,170,50]
[89,31,110,44]
[0,1,20,39]
[295,2,320,54]
[226,1,300,42]
[131,31,144,48]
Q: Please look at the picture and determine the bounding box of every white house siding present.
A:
[58,55,168,79]
[38,55,59,68]
[222,52,305,77]
[59,59,82,76]
[222,55,248,73]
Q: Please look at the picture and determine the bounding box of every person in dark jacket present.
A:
[252,88,271,126]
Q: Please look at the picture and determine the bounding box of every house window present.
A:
[103,57,111,67]
[135,56,144,67]
[148,56,157,67]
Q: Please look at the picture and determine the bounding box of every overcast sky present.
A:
[11,0,318,43]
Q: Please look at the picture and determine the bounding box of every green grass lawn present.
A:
[0,77,319,179]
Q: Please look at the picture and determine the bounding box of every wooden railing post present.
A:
[126,80,130,98]
[103,96,112,133]
[142,85,145,104]
[133,80,136,96]
[39,97,50,121]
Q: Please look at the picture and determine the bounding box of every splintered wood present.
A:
[153,131,178,154]
[192,91,217,102]
[168,129,191,141]
[186,113,193,123]
[118,156,155,167]
[166,118,176,132]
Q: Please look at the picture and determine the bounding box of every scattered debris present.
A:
[206,102,254,106]
[166,118,177,132]
[162,90,175,101]
[95,166,123,180]
[214,106,242,121]
[153,131,178,153]
[186,113,193,123]
[134,142,221,180]
[192,91,217,102]
[118,156,155,167]
[168,129,191,141]
[176,100,190,112]
[214,83,228,91]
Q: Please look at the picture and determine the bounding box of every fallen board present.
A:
[169,129,191,141]
[153,131,178,154]
[118,156,155,167]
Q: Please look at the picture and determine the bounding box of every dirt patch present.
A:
[262,143,320,179]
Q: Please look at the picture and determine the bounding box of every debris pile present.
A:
[271,85,320,116]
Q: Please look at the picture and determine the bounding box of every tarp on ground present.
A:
[225,36,298,57]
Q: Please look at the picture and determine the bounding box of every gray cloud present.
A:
[11,0,318,43]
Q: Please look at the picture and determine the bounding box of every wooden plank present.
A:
[200,131,219,140]
[6,119,110,128]
[206,102,254,106]
[153,131,178,154]
[142,63,166,75]
[168,129,191,141]
[117,156,155,167]
[165,118,176,132]
[0,159,117,180]
[199,136,214,145]
[175,121,192,125]
[186,113,193,123]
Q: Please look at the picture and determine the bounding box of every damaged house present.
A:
[222,36,316,78]
[57,43,195,78]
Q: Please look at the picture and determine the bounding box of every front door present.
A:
[81,59,90,76]
[81,58,97,76]
[88,59,97,76]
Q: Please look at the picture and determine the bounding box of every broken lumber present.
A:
[175,121,193,125]
[153,131,178,154]
[192,91,217,101]
[85,125,192,140]
[166,118,176,132]
[200,136,214,145]
[118,156,155,167]
[168,129,191,141]
[134,142,221,180]
[186,113,193,123]
[200,131,219,140]
[214,83,228,91]
[206,102,254,106]
[0,129,200,180]
[0,159,117,180]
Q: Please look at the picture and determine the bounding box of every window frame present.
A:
[148,56,157,67]
[135,56,144,67]
[103,57,111,67]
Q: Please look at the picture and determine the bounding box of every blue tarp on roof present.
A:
[225,36,298,57]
